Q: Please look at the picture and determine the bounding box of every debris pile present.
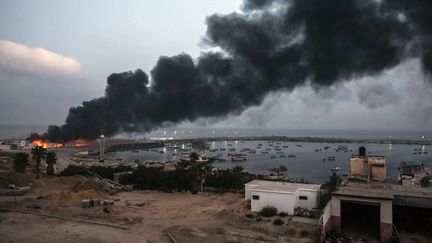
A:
[81,199,114,208]
[0,184,31,196]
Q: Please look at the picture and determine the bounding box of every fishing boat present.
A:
[231,156,247,162]
[331,166,341,172]
[287,154,296,158]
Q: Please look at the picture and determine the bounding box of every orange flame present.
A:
[32,139,47,148]
[74,139,90,148]
[55,143,63,148]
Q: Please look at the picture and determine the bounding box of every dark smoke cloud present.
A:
[41,0,432,141]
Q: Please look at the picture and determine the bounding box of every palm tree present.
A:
[31,145,47,179]
[13,152,29,173]
[45,151,57,176]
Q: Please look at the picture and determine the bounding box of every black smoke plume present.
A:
[42,0,432,141]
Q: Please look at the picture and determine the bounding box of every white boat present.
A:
[231,156,247,162]
[331,166,341,172]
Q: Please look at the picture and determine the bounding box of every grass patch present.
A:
[277,211,288,217]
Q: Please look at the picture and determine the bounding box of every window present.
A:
[299,196,308,200]
[252,195,260,200]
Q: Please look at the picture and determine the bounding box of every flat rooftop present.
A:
[350,156,385,159]
[333,181,432,200]
[246,180,321,193]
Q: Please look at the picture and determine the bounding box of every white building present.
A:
[245,180,321,215]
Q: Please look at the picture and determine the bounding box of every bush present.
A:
[273,218,284,225]
[245,213,254,218]
[299,229,309,237]
[204,166,256,190]
[277,211,288,217]
[256,216,262,222]
[260,205,278,217]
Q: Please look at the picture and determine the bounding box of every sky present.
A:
[0,0,432,132]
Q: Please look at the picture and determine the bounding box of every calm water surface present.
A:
[110,140,431,184]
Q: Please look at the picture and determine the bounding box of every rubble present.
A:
[0,184,32,196]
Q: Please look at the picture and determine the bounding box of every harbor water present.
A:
[109,140,432,184]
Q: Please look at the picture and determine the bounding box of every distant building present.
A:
[322,146,432,242]
[350,146,386,182]
[0,143,11,151]
[245,180,321,214]
[322,181,432,242]
[398,161,430,186]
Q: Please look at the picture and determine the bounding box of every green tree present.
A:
[13,152,29,173]
[45,151,57,176]
[319,172,342,209]
[31,145,47,179]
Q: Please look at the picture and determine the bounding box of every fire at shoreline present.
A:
[31,139,90,148]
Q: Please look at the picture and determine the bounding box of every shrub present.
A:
[273,218,284,225]
[277,211,288,217]
[256,216,262,222]
[260,205,278,217]
[299,229,309,237]
[245,213,254,218]
[204,166,256,190]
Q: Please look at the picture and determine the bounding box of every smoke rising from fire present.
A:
[41,0,432,141]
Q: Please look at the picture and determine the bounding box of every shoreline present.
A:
[106,135,431,152]
[147,135,431,145]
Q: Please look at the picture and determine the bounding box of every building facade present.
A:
[245,180,321,215]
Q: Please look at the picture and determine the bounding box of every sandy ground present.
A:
[0,173,321,243]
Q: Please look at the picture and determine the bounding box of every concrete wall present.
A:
[251,190,296,214]
[296,189,319,209]
[244,183,258,200]
[0,144,11,151]
[325,195,393,243]
[350,157,386,182]
[369,157,386,182]
[322,201,332,236]
[350,157,366,175]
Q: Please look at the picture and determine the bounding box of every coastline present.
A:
[106,135,431,152]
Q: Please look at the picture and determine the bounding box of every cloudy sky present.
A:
[0,0,431,131]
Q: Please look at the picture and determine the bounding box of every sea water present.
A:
[110,139,431,184]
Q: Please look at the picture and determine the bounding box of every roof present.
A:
[246,180,321,194]
[333,181,432,201]
[351,156,385,159]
